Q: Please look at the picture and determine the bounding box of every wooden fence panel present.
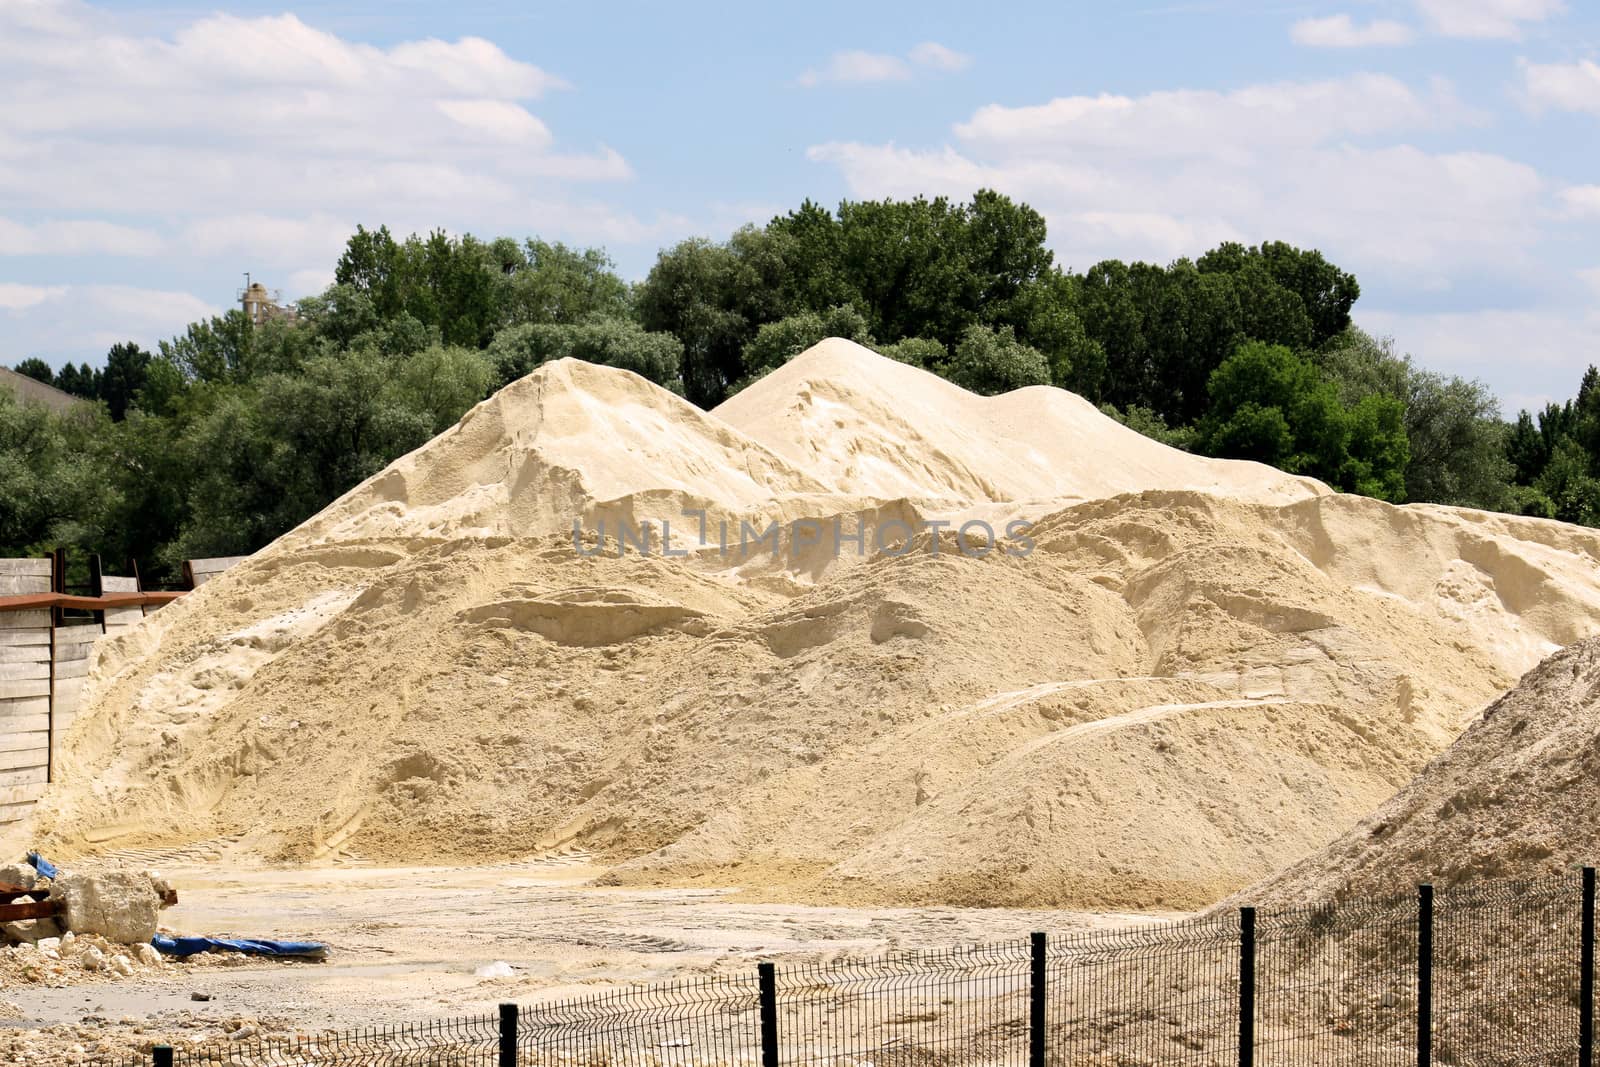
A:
[1,561,53,826]
[184,555,246,589]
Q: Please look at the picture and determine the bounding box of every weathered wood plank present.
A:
[101,576,139,592]
[0,577,51,596]
[0,610,51,630]
[0,696,49,717]
[187,556,247,587]
[0,782,47,806]
[0,629,51,647]
[0,662,49,682]
[0,560,52,576]
[0,714,50,734]
[0,748,47,772]
[0,645,50,664]
[0,731,49,755]
[0,678,49,700]
[52,689,84,712]
[0,765,49,787]
[53,658,90,680]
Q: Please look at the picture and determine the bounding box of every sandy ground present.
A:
[2,854,1168,1041]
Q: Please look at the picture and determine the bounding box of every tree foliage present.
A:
[1199,342,1407,500]
[945,324,1051,396]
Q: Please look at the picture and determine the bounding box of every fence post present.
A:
[759,961,778,1067]
[498,1002,518,1067]
[1030,931,1047,1067]
[1417,884,1433,1067]
[1582,867,1595,1067]
[1238,907,1256,1067]
[152,1046,173,1067]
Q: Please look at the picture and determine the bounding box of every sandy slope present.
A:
[1241,634,1600,905]
[18,340,1600,909]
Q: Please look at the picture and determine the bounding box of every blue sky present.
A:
[2,0,1598,413]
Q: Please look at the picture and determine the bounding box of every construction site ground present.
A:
[2,852,1165,1035]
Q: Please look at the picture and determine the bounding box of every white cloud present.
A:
[1580,268,1600,298]
[1291,15,1415,47]
[799,42,972,87]
[798,51,912,88]
[0,217,165,256]
[952,75,1465,159]
[287,268,337,300]
[910,42,972,71]
[1522,59,1600,115]
[179,213,356,268]
[0,284,221,361]
[0,283,67,311]
[1560,185,1600,216]
[811,74,1527,275]
[1413,0,1564,39]
[1360,307,1600,406]
[0,0,641,328]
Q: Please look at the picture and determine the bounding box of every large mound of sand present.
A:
[714,341,1324,508]
[1242,634,1600,905]
[19,340,1600,909]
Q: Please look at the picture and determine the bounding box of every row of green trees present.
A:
[0,191,1574,582]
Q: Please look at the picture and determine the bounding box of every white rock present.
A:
[136,943,162,967]
[474,960,515,978]
[80,946,105,971]
[50,871,165,943]
[111,955,135,976]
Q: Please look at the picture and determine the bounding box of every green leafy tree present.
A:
[742,305,874,376]
[1200,341,1406,500]
[1535,437,1600,526]
[1319,329,1510,508]
[100,342,154,421]
[0,388,108,556]
[945,324,1051,396]
[1341,393,1410,501]
[53,361,102,399]
[488,319,683,389]
[12,358,54,385]
[634,237,760,405]
[502,240,631,327]
[1198,241,1358,347]
[874,337,947,369]
[1102,404,1200,452]
[390,345,495,434]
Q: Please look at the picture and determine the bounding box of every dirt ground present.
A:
[1,853,1170,1061]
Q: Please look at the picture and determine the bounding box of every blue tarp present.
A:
[25,851,59,880]
[151,934,327,959]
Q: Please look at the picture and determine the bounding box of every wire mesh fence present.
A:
[107,867,1596,1067]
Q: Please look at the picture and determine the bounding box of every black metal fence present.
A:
[114,867,1596,1067]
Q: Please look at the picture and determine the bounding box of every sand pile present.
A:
[714,344,1323,509]
[1242,635,1600,905]
[17,340,1600,909]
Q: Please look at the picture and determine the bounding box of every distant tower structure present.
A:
[238,273,295,326]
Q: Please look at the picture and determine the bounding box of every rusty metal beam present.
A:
[0,591,184,613]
